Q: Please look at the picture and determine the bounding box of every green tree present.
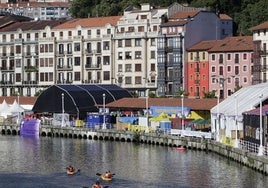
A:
[203,90,217,98]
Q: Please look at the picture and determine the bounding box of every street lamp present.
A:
[145,89,149,133]
[102,93,106,129]
[216,92,220,142]
[234,94,239,148]
[258,94,263,156]
[61,93,65,127]
[181,94,184,130]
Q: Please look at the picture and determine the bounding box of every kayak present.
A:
[173,146,186,151]
[101,174,112,181]
[67,170,76,175]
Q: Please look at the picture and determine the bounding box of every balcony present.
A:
[194,80,200,85]
[23,81,38,85]
[57,65,73,70]
[24,66,38,72]
[1,67,14,72]
[0,81,14,85]
[85,64,101,69]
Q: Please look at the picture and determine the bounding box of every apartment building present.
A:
[187,40,218,98]
[52,16,121,85]
[158,10,232,97]
[0,19,68,96]
[0,2,70,20]
[250,21,268,84]
[113,3,167,97]
[209,36,253,99]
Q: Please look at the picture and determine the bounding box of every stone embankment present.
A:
[1,124,268,175]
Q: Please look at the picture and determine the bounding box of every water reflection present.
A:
[0,136,267,188]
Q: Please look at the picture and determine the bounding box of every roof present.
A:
[161,20,187,27]
[0,96,37,105]
[211,82,268,116]
[32,84,132,116]
[0,19,67,32]
[106,98,218,111]
[219,14,232,20]
[208,36,253,52]
[170,10,200,19]
[53,16,122,29]
[187,40,218,51]
[0,2,70,8]
[243,104,268,116]
[250,21,268,31]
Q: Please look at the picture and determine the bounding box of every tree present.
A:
[203,90,217,98]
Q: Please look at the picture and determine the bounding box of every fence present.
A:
[239,140,268,156]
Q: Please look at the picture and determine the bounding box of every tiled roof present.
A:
[0,15,32,29]
[219,14,232,20]
[0,19,68,32]
[106,97,218,111]
[187,40,218,51]
[249,21,268,31]
[208,36,253,52]
[161,20,187,27]
[0,96,37,105]
[170,10,200,19]
[53,16,122,29]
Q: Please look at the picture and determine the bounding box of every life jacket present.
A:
[93,185,102,188]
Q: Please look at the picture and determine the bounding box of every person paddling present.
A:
[92,181,102,188]
[105,170,112,178]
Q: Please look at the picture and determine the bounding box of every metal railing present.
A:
[239,140,268,156]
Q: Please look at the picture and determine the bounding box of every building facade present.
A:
[209,36,253,99]
[250,21,268,85]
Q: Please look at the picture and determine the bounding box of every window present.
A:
[135,64,141,72]
[103,56,110,65]
[135,39,141,46]
[151,38,155,46]
[227,66,231,72]
[118,40,122,47]
[60,32,63,37]
[97,29,100,35]
[227,54,231,60]
[135,76,142,84]
[74,43,80,51]
[141,15,147,19]
[202,52,205,60]
[74,72,80,81]
[125,52,132,59]
[151,64,155,71]
[235,66,239,75]
[243,53,247,60]
[128,27,134,32]
[118,52,123,60]
[78,30,81,36]
[138,26,144,32]
[212,54,215,61]
[219,66,223,75]
[59,44,64,54]
[151,51,155,59]
[211,67,216,72]
[243,65,247,71]
[103,41,109,50]
[235,54,239,63]
[135,51,141,59]
[125,39,131,47]
[16,73,21,82]
[103,71,110,80]
[43,32,46,38]
[219,54,223,64]
[74,57,80,66]
[107,29,111,34]
[67,43,72,54]
[125,64,132,72]
[125,76,132,84]
[87,30,91,36]
[118,64,122,72]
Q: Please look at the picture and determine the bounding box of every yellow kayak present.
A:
[67,170,75,175]
[101,174,112,181]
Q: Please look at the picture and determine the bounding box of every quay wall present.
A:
[1,125,268,175]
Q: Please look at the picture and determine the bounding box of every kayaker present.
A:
[105,170,112,178]
[68,165,74,172]
[92,181,102,188]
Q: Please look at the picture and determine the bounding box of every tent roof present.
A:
[32,84,132,115]
[211,82,268,116]
[7,100,25,113]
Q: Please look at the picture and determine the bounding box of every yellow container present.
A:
[75,120,83,127]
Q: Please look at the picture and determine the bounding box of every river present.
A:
[0,135,267,188]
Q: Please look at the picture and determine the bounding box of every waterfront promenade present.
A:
[1,124,268,175]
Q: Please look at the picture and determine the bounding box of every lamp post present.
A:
[102,93,106,129]
[216,92,220,142]
[61,93,65,127]
[145,89,149,133]
[181,94,184,130]
[258,94,263,156]
[234,94,239,148]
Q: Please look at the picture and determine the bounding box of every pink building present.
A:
[209,36,253,98]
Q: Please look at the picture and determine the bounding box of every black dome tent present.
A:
[32,84,132,118]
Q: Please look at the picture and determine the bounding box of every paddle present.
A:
[82,186,109,188]
[96,173,115,176]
